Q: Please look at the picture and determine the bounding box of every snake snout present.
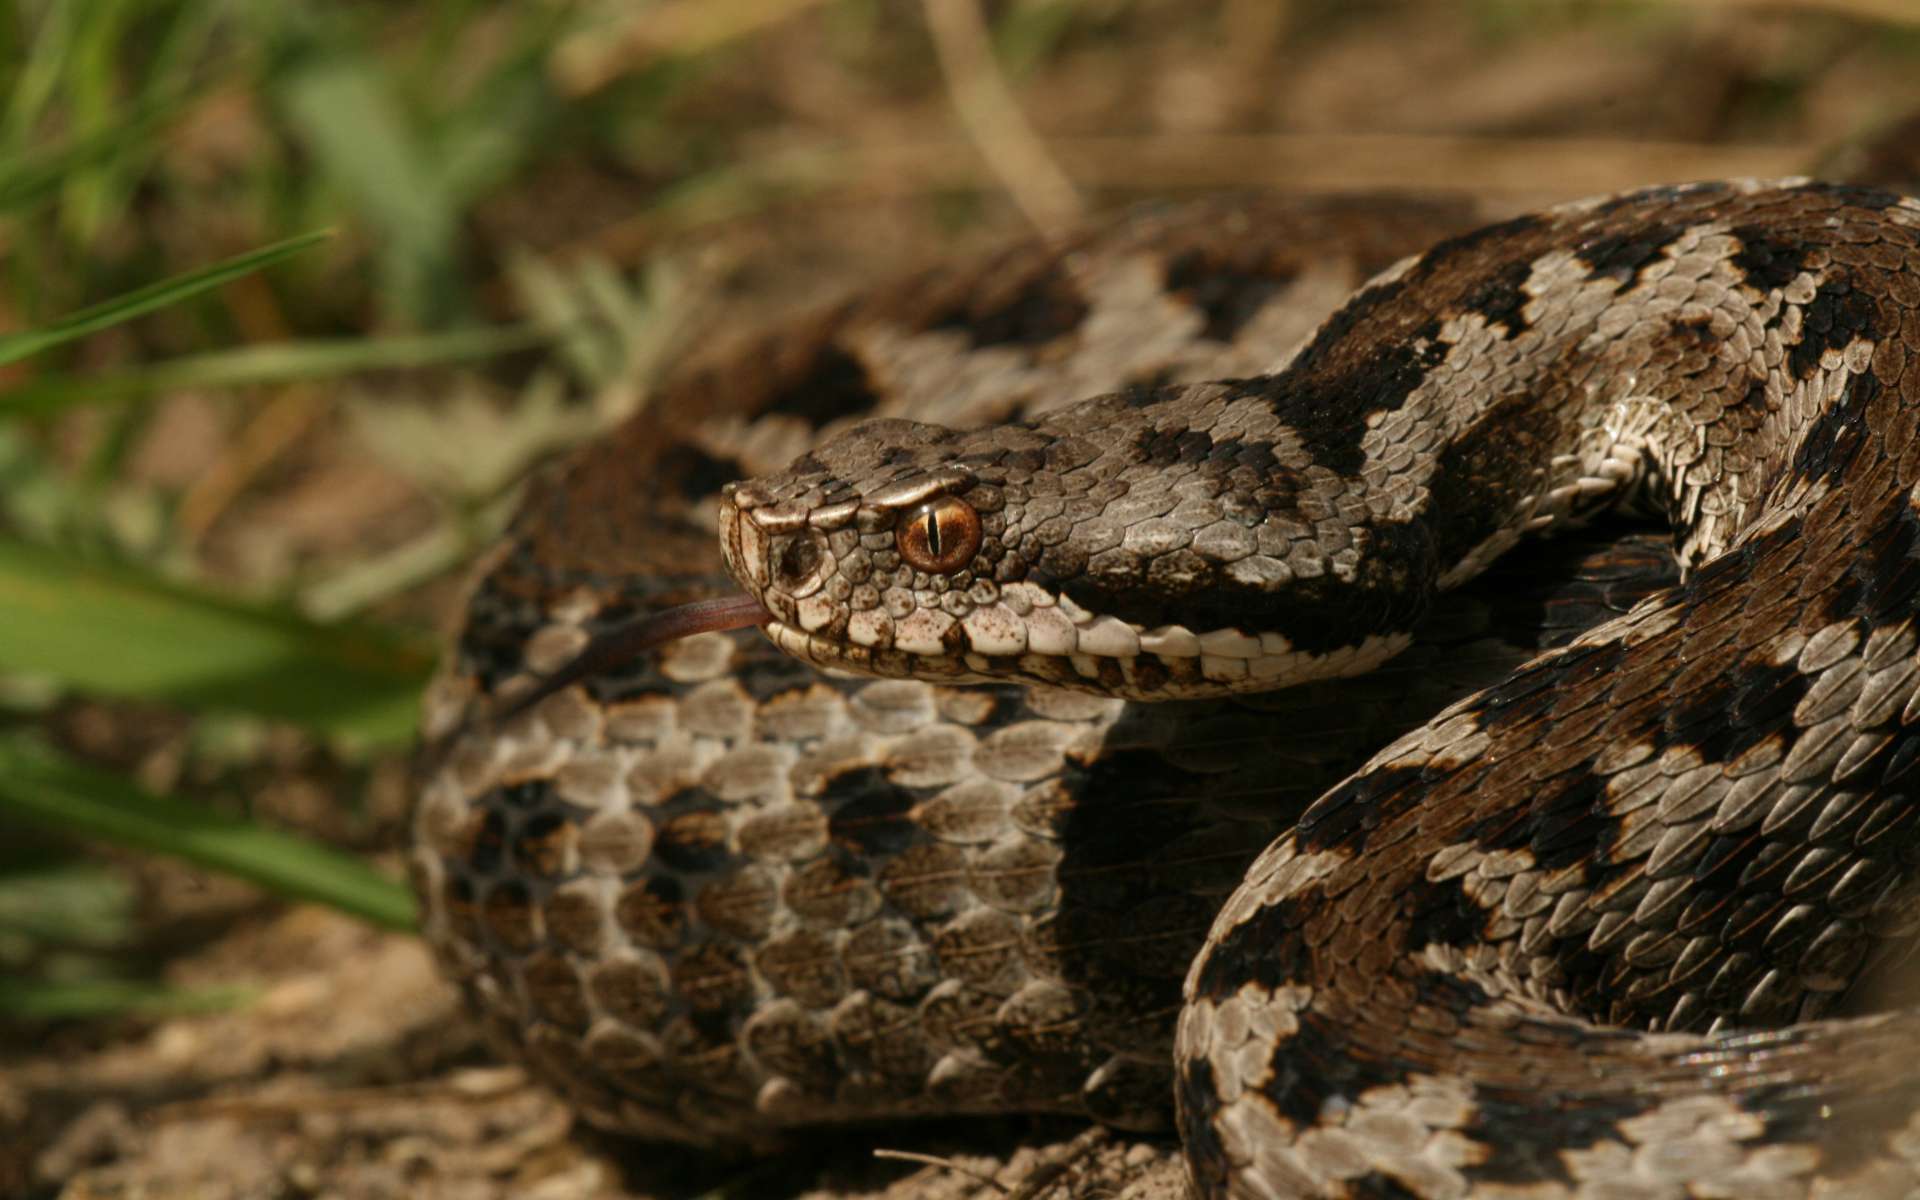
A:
[719,490,830,612]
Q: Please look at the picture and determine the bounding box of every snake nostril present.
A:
[776,534,823,588]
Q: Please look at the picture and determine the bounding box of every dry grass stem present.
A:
[871,1148,1009,1192]
[551,0,834,96]
[1640,0,1920,25]
[178,273,327,544]
[556,131,1813,268]
[923,0,1084,232]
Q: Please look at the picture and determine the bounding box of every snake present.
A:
[413,179,1920,1198]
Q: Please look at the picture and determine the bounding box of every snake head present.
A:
[718,397,1432,700]
[719,418,1006,670]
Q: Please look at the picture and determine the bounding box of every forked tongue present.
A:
[496,592,771,723]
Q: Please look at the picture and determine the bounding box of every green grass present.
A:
[0,0,627,1019]
[0,0,908,1022]
[0,220,428,1016]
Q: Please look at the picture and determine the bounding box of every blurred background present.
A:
[1,2,1918,1196]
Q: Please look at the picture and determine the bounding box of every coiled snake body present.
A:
[415,181,1920,1198]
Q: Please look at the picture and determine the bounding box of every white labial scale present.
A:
[961,603,1027,655]
[1025,606,1080,655]
[1076,616,1141,658]
[893,608,957,655]
[1141,625,1202,656]
[846,606,894,648]
[1199,628,1264,658]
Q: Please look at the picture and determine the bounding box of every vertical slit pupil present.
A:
[924,510,942,557]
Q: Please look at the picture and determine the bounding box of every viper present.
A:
[414,180,1920,1198]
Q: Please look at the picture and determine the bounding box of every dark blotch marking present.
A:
[1189,892,1322,1003]
[1246,275,1445,475]
[1463,1077,1653,1186]
[1133,426,1282,473]
[1474,638,1618,735]
[1411,966,1492,1017]
[823,766,923,856]
[1472,764,1615,875]
[1135,426,1215,467]
[1414,213,1550,272]
[1295,764,1429,857]
[1459,257,1535,334]
[467,808,508,874]
[1281,314,1449,473]
[1791,179,1907,211]
[1788,275,1880,379]
[1729,224,1814,292]
[930,261,1090,348]
[1249,977,1550,1134]
[652,803,736,874]
[1428,396,1568,571]
[1163,246,1296,342]
[1575,221,1686,285]
[1461,642,1630,874]
[1474,530,1679,652]
[1244,213,1554,478]
[1177,1056,1232,1197]
[764,343,882,428]
[1402,874,1485,951]
[497,778,555,810]
[1839,486,1920,627]
[1671,311,1720,346]
[1792,372,1877,485]
[1346,1173,1424,1199]
[1259,1007,1367,1129]
[1660,656,1810,765]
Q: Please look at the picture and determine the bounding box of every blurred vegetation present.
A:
[0,0,1916,1029]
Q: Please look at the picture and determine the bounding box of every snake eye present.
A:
[896,496,982,574]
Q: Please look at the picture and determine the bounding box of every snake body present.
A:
[414,181,1920,1197]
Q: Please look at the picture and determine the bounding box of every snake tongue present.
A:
[496,592,772,722]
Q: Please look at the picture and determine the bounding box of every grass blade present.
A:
[0,323,552,416]
[0,538,434,745]
[0,231,333,368]
[0,862,131,947]
[0,978,254,1020]
[0,734,416,931]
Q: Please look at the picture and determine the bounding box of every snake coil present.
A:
[416,181,1920,1198]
